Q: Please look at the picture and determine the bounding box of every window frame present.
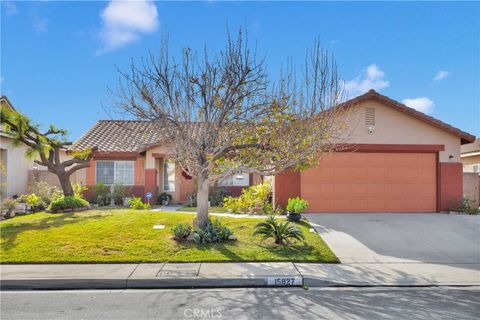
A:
[95,160,135,186]
[163,161,176,192]
[218,173,250,187]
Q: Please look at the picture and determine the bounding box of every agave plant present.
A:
[253,215,305,246]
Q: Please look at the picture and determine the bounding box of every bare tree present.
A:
[0,108,95,196]
[112,30,347,227]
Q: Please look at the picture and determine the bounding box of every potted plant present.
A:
[157,192,172,206]
[286,197,309,222]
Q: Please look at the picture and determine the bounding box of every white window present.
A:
[96,161,134,185]
[163,162,176,191]
[219,173,250,187]
[474,165,480,173]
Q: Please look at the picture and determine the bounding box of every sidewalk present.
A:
[2,262,479,290]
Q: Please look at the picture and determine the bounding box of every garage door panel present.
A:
[301,152,437,213]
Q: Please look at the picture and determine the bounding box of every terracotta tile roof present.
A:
[461,138,480,155]
[339,90,476,144]
[72,120,169,153]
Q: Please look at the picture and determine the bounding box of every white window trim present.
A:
[95,160,134,186]
[218,173,250,187]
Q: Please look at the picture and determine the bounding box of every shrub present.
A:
[286,197,309,214]
[172,223,192,241]
[1,198,16,212]
[17,193,46,212]
[94,182,111,206]
[47,196,89,212]
[183,186,231,208]
[223,182,272,214]
[128,197,151,210]
[28,181,62,204]
[453,197,480,215]
[157,192,173,205]
[184,192,197,207]
[253,215,305,246]
[192,218,233,243]
[209,186,230,206]
[112,184,132,205]
[73,183,88,199]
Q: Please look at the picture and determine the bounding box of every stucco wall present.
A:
[463,173,480,207]
[343,100,461,162]
[0,136,30,197]
[461,154,480,173]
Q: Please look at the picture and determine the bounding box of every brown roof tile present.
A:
[461,138,480,155]
[72,120,168,153]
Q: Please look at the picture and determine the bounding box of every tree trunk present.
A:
[57,172,74,196]
[196,174,210,227]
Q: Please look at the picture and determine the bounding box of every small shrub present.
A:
[209,186,230,206]
[28,180,62,205]
[192,218,233,243]
[47,196,89,212]
[453,197,480,215]
[2,198,16,212]
[112,184,132,205]
[17,193,46,212]
[157,192,173,205]
[172,223,192,241]
[94,182,111,206]
[128,197,151,210]
[73,183,88,199]
[286,197,309,214]
[184,192,197,207]
[253,215,305,246]
[223,182,272,214]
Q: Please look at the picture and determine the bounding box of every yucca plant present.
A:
[253,215,305,246]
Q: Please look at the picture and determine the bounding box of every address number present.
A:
[267,276,302,286]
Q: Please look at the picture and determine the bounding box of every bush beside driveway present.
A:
[0,209,338,263]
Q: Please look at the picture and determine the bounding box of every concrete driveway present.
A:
[306,213,480,265]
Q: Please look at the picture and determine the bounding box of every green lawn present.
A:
[0,209,338,263]
[177,206,229,213]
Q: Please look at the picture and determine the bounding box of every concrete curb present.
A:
[1,277,304,290]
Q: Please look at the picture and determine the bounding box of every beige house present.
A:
[0,96,31,199]
[461,138,480,173]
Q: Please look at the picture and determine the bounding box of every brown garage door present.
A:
[301,152,437,212]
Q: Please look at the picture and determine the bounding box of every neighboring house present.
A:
[0,96,31,199]
[274,90,475,213]
[460,138,480,207]
[70,89,475,212]
[461,138,480,173]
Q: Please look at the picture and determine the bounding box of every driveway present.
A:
[306,213,480,265]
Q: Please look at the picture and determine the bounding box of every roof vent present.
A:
[365,107,375,126]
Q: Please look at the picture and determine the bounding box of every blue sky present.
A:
[1,1,479,140]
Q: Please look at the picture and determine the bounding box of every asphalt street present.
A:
[1,287,479,320]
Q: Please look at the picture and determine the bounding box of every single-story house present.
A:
[0,96,31,199]
[70,120,262,204]
[274,90,475,212]
[67,89,474,212]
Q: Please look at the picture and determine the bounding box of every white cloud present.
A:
[402,97,434,114]
[433,70,450,81]
[2,2,18,16]
[344,64,389,97]
[98,0,159,53]
[33,15,48,33]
